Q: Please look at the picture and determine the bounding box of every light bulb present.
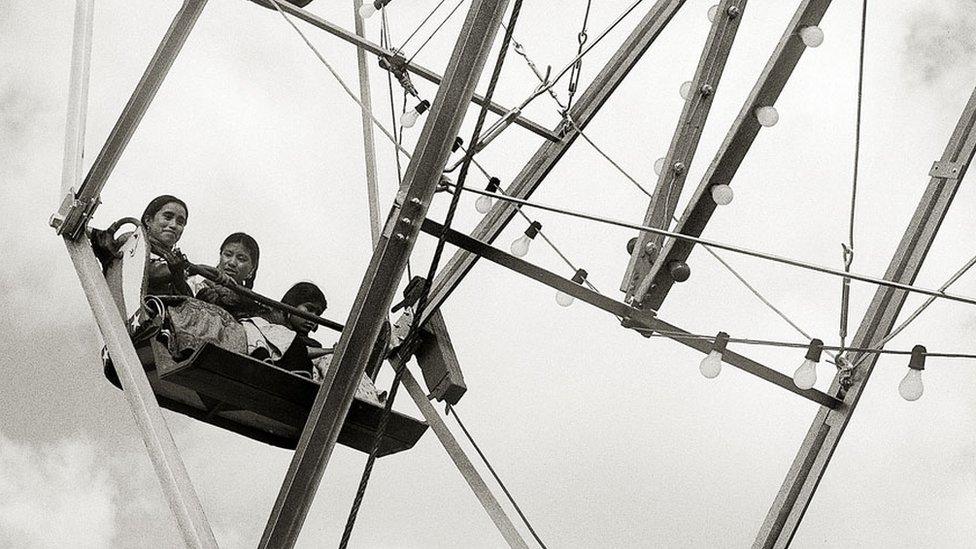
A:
[555,292,575,307]
[793,359,817,390]
[794,339,824,389]
[401,109,419,128]
[556,268,587,308]
[358,2,377,18]
[401,99,430,129]
[711,184,734,205]
[799,25,824,48]
[699,350,722,379]
[680,80,693,100]
[899,369,924,401]
[900,345,927,401]
[654,157,665,176]
[707,4,718,22]
[755,105,779,127]
[511,234,531,257]
[475,194,493,214]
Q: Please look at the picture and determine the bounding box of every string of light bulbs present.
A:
[632,327,968,402]
[276,1,957,403]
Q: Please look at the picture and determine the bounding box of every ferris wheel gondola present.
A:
[101,226,427,455]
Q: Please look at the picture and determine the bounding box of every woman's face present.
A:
[146,202,187,248]
[217,242,255,284]
[287,301,325,335]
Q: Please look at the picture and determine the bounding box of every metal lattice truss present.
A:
[53,0,976,547]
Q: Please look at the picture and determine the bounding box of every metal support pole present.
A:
[420,218,841,409]
[65,240,218,548]
[57,4,216,545]
[400,369,530,548]
[259,2,511,546]
[636,0,834,311]
[257,0,556,141]
[60,0,95,199]
[753,84,976,549]
[352,0,382,246]
[52,0,209,238]
[622,0,747,301]
[412,0,687,328]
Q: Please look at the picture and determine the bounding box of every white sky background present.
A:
[2,0,976,547]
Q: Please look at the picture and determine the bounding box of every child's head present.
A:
[217,232,260,288]
[281,282,327,335]
[141,195,188,249]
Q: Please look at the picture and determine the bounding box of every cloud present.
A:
[0,433,118,548]
[903,0,976,83]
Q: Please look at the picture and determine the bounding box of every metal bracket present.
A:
[379,52,419,98]
[929,160,963,179]
[50,190,100,238]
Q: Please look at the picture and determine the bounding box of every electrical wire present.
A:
[840,0,869,350]
[444,183,976,308]
[397,0,452,52]
[629,326,976,360]
[447,405,549,548]
[851,253,976,368]
[266,0,412,157]
[406,0,467,64]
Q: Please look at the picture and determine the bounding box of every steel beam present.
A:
[58,5,216,544]
[263,0,556,141]
[754,84,976,549]
[352,0,382,246]
[59,0,95,199]
[259,2,511,546]
[66,239,219,548]
[420,218,840,408]
[634,0,834,309]
[400,368,530,548]
[414,0,687,328]
[622,0,747,301]
[53,0,208,238]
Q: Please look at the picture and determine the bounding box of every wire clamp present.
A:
[836,355,855,388]
[379,52,418,97]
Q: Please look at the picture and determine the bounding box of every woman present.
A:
[194,232,266,319]
[141,195,192,295]
[90,194,192,296]
[154,230,262,362]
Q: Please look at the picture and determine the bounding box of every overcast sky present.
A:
[3,0,976,547]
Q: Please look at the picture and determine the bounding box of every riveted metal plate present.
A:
[929,160,963,179]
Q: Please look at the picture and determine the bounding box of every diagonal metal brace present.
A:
[420,218,841,409]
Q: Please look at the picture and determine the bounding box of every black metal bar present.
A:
[420,218,841,409]
[184,263,344,332]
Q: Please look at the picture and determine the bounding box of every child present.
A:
[241,282,328,378]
